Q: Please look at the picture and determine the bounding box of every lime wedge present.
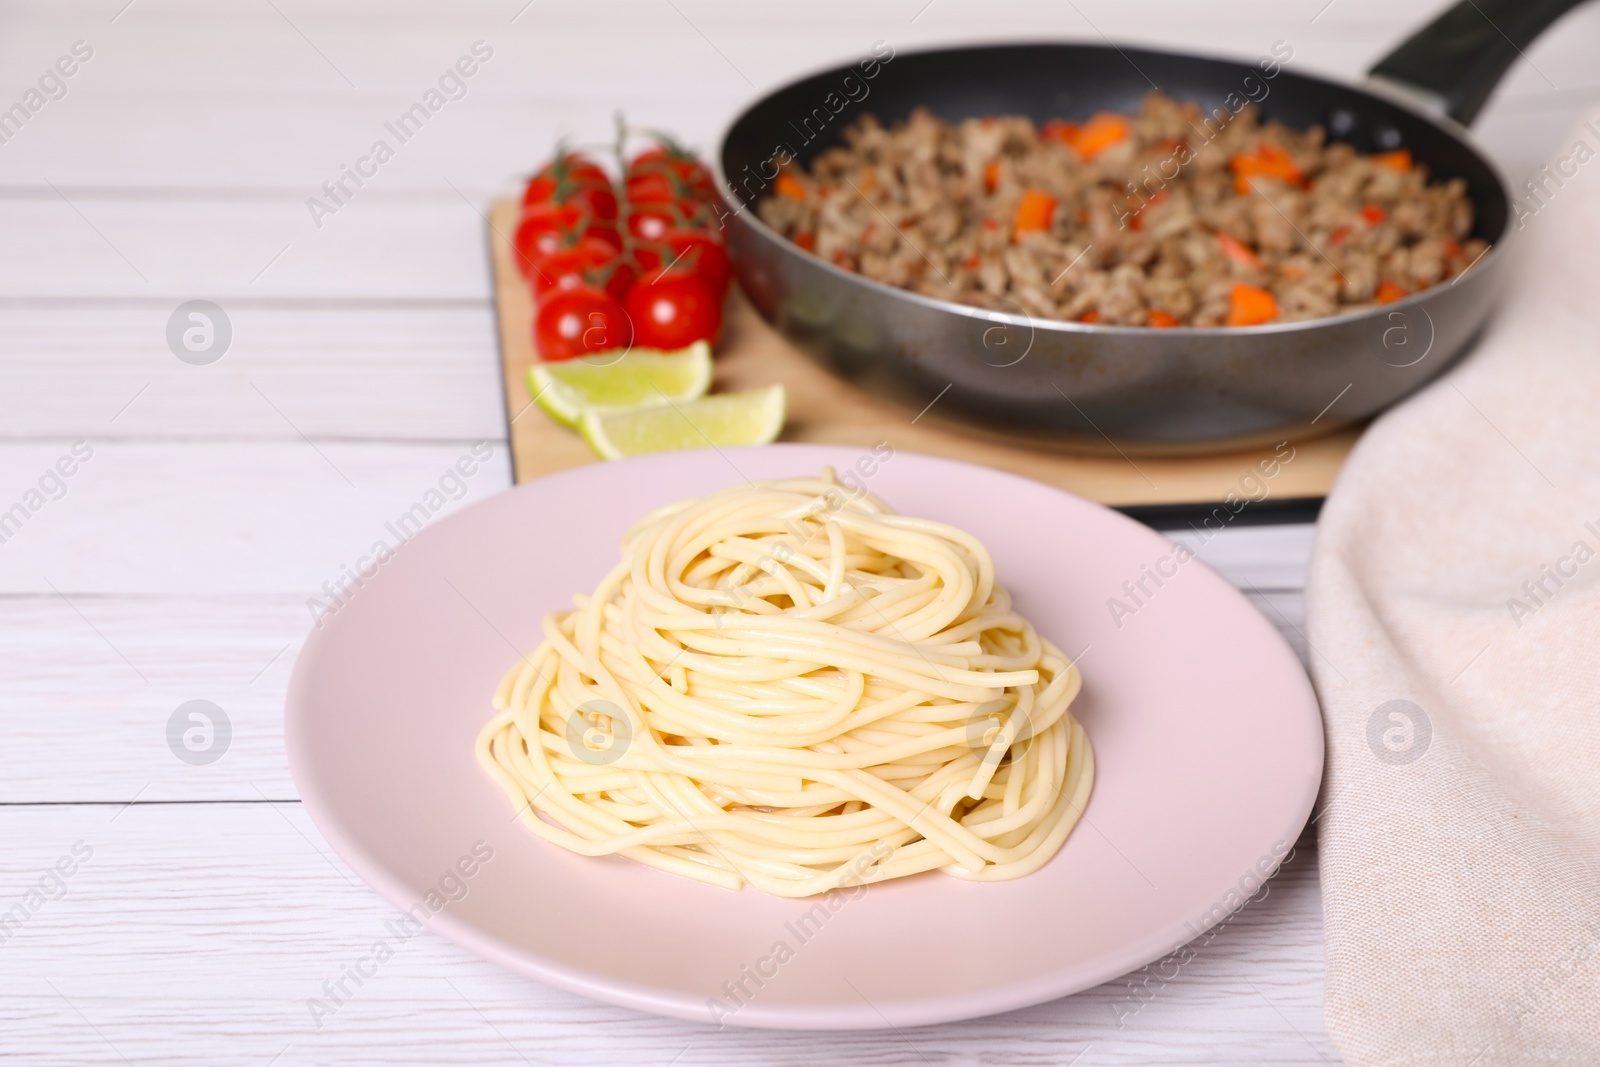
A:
[579,385,787,460]
[527,342,713,428]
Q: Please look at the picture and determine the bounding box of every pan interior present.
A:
[720,42,1507,244]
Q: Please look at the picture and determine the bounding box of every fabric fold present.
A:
[1308,111,1600,1065]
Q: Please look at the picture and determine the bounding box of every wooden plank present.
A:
[488,198,1359,508]
[1172,525,1319,592]
[0,0,1438,99]
[0,441,511,596]
[0,198,489,300]
[7,0,1587,104]
[0,595,306,802]
[0,801,1335,1064]
[0,305,503,442]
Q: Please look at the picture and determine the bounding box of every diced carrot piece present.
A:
[1148,309,1180,328]
[1217,233,1263,269]
[1375,279,1407,303]
[1226,283,1278,326]
[775,173,808,200]
[1231,144,1305,194]
[1264,144,1299,173]
[1329,225,1352,245]
[1041,120,1077,145]
[983,160,1001,193]
[1048,114,1129,160]
[1361,204,1386,224]
[1443,239,1461,258]
[1013,188,1058,238]
[1077,310,1101,324]
[982,217,999,231]
[1074,114,1130,159]
[964,255,981,270]
[794,232,815,251]
[1373,149,1412,171]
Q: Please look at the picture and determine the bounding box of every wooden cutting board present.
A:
[488,198,1357,511]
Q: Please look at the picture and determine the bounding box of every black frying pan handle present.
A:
[1368,0,1587,126]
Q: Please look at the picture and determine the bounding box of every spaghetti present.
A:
[476,471,1093,897]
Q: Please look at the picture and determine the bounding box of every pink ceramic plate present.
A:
[285,444,1322,1030]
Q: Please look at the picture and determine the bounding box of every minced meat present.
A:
[757,93,1488,327]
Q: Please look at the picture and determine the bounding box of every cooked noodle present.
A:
[476,470,1093,897]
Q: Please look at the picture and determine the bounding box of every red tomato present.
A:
[561,182,619,222]
[630,144,716,201]
[514,206,620,275]
[514,203,583,271]
[623,271,722,349]
[534,286,634,360]
[624,174,714,215]
[624,169,681,204]
[523,153,611,207]
[600,259,638,301]
[583,223,624,254]
[631,230,729,294]
[624,206,678,243]
[530,238,635,301]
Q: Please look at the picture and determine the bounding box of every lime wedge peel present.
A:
[579,385,787,460]
[527,342,713,428]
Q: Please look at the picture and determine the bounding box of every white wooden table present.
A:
[2,1,1594,1062]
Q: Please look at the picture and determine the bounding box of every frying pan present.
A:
[716,0,1584,451]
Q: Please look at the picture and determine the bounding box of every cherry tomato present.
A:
[624,169,676,204]
[631,230,729,294]
[599,259,638,301]
[582,223,623,255]
[623,170,709,213]
[515,203,583,270]
[624,271,722,349]
[523,153,611,207]
[534,286,634,360]
[624,206,676,244]
[629,144,716,201]
[530,238,635,302]
[560,182,619,222]
[624,201,713,244]
[514,206,620,275]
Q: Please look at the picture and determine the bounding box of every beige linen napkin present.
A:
[1308,115,1600,1065]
